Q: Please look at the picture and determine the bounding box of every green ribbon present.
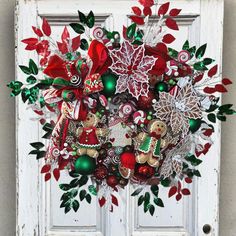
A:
[52,77,71,89]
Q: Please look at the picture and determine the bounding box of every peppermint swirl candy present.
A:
[178,50,190,63]
[70,75,82,87]
[93,27,105,40]
[51,147,60,158]
[111,155,120,165]
[119,103,133,117]
[107,148,115,157]
[133,110,146,125]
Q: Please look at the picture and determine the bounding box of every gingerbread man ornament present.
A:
[76,112,109,158]
[136,120,167,167]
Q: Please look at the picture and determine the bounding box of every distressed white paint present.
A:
[16,0,224,235]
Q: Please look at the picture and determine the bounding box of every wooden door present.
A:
[16,0,224,235]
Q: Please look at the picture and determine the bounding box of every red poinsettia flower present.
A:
[109,40,157,99]
[145,43,171,76]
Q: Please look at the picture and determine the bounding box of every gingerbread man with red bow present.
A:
[76,112,109,158]
[136,120,167,167]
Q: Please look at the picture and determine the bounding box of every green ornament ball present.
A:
[101,73,118,97]
[189,119,202,133]
[154,81,169,93]
[74,155,96,175]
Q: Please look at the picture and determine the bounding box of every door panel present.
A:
[16,0,224,235]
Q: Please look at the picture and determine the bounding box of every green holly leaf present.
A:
[131,187,143,196]
[193,170,201,177]
[88,185,97,196]
[196,44,207,59]
[29,59,38,75]
[154,198,164,207]
[7,81,23,90]
[42,122,54,139]
[79,175,88,187]
[161,178,171,187]
[168,48,178,59]
[134,29,144,41]
[151,185,159,197]
[69,171,80,178]
[144,192,150,202]
[219,104,233,112]
[138,195,144,206]
[224,109,236,115]
[29,86,39,104]
[217,114,227,121]
[39,97,45,108]
[149,204,155,216]
[72,200,80,212]
[28,150,39,155]
[182,40,189,50]
[59,184,71,191]
[80,39,88,50]
[19,65,32,75]
[36,151,46,160]
[86,11,95,28]
[185,155,202,166]
[60,198,71,208]
[207,113,216,123]
[10,89,21,97]
[78,10,86,23]
[186,169,194,178]
[30,142,44,149]
[26,75,37,84]
[70,189,78,198]
[28,143,46,159]
[203,58,215,65]
[70,23,85,34]
[188,46,196,59]
[132,40,143,45]
[65,204,72,214]
[127,23,136,39]
[206,104,219,113]
[144,201,150,213]
[86,194,92,204]
[60,192,70,201]
[21,88,30,103]
[194,61,208,71]
[70,178,80,188]
[79,190,87,201]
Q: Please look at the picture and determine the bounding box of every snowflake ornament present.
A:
[109,40,157,99]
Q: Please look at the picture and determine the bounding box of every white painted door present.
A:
[16,0,224,235]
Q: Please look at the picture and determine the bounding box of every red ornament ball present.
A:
[94,165,108,180]
[120,152,136,170]
[137,91,155,110]
[106,175,119,188]
[134,164,155,181]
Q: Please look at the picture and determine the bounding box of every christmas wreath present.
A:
[9,0,235,215]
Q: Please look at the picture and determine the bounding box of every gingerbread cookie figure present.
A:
[136,120,167,167]
[76,112,109,158]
